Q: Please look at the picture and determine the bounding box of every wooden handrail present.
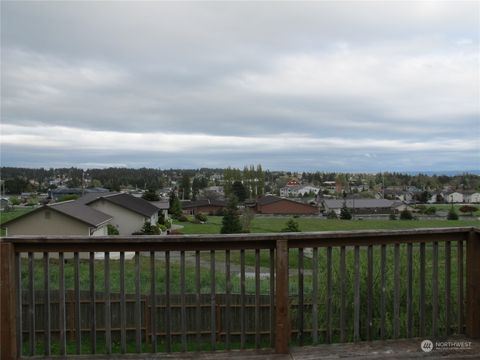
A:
[1,227,479,359]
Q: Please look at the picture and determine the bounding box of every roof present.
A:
[49,201,112,226]
[149,200,170,210]
[323,199,396,209]
[87,193,160,217]
[182,199,226,209]
[1,201,112,228]
[256,195,315,207]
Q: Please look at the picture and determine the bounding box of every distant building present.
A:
[280,185,319,197]
[444,192,464,203]
[250,195,318,215]
[182,199,226,215]
[463,192,480,203]
[323,199,397,216]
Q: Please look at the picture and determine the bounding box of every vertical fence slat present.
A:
[135,252,141,353]
[74,252,81,354]
[1,243,17,360]
[432,241,439,337]
[466,230,480,337]
[367,245,373,341]
[150,251,157,352]
[269,248,275,348]
[120,252,126,354]
[458,240,464,334]
[28,252,35,356]
[312,247,318,345]
[419,242,426,337]
[340,246,346,342]
[298,247,304,346]
[16,253,22,357]
[445,241,451,336]
[354,246,360,342]
[180,250,187,352]
[380,244,386,339]
[210,250,216,351]
[275,240,289,354]
[407,243,413,338]
[89,252,96,354]
[326,246,332,344]
[59,252,66,356]
[195,250,201,350]
[255,249,261,348]
[225,250,231,350]
[240,249,246,349]
[105,252,111,355]
[394,243,400,339]
[165,250,171,352]
[43,252,51,356]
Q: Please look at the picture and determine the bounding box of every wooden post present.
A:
[1,242,17,360]
[275,239,289,354]
[466,230,480,338]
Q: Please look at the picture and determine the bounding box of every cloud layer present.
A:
[1,1,479,171]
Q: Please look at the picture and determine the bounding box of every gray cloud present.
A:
[1,1,479,171]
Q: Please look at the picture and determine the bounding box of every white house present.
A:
[464,192,480,203]
[444,192,464,203]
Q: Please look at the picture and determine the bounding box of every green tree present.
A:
[107,224,119,235]
[281,219,300,232]
[142,190,159,201]
[340,201,352,220]
[447,206,459,220]
[400,209,414,220]
[180,175,191,200]
[169,191,182,219]
[221,196,242,234]
[232,181,247,202]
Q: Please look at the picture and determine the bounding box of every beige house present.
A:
[85,193,159,235]
[2,201,112,236]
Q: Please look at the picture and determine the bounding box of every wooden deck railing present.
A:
[1,227,479,359]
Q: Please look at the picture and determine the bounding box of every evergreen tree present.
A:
[340,201,352,220]
[281,219,300,232]
[221,196,242,234]
[232,181,247,202]
[169,191,182,219]
[447,205,459,220]
[180,174,191,200]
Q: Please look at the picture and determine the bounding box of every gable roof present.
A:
[1,201,112,228]
[323,199,395,209]
[87,193,159,217]
[256,195,316,208]
[182,199,226,209]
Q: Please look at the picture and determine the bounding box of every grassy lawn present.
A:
[175,216,479,235]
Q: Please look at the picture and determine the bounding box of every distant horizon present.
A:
[1,164,479,177]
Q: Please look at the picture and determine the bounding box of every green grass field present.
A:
[175,216,479,235]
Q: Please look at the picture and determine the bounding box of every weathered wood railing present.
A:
[1,227,479,359]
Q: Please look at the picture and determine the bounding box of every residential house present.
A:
[444,192,464,203]
[86,193,159,235]
[464,192,480,203]
[1,201,112,236]
[182,199,226,215]
[250,195,318,215]
[280,185,319,198]
[323,199,396,216]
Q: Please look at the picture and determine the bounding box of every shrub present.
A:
[107,224,119,235]
[459,205,478,216]
[400,209,413,220]
[340,202,352,220]
[415,204,427,213]
[178,215,189,222]
[158,224,167,232]
[424,207,437,215]
[142,190,159,201]
[326,210,338,219]
[447,207,459,220]
[195,213,208,222]
[281,219,301,232]
[141,222,160,234]
[389,213,397,220]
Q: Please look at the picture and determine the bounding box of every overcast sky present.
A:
[1,1,479,172]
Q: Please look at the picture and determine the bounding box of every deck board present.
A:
[22,337,480,359]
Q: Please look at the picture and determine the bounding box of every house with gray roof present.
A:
[323,199,397,216]
[1,200,112,236]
